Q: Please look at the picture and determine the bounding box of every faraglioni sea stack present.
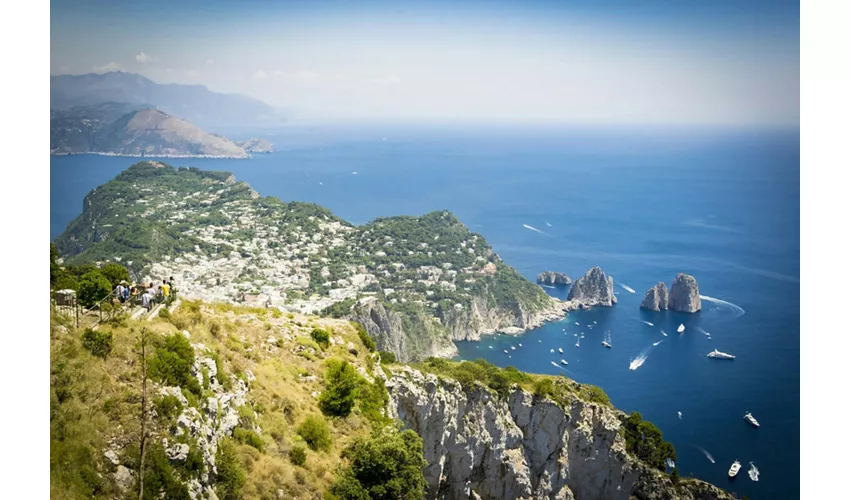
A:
[567,267,616,307]
[668,273,701,312]
[537,271,571,286]
[640,282,669,311]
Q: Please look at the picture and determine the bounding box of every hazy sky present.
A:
[51,0,799,126]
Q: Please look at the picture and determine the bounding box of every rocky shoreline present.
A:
[50,151,252,159]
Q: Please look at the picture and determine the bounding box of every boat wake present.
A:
[639,320,654,327]
[629,341,662,370]
[619,283,636,293]
[652,339,665,347]
[661,329,668,337]
[695,446,715,463]
[539,284,555,289]
[545,221,552,227]
[522,224,549,235]
[700,295,746,318]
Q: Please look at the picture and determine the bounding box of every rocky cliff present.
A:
[566,267,616,308]
[387,367,733,500]
[640,282,669,312]
[537,271,571,286]
[668,274,701,313]
[236,138,274,153]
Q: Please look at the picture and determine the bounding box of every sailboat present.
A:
[601,331,612,348]
[575,338,580,348]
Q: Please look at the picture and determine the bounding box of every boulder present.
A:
[536,271,571,287]
[640,282,669,311]
[567,267,616,307]
[668,273,701,313]
[114,465,135,491]
[166,443,190,462]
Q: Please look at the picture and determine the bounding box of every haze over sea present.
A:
[51,124,799,499]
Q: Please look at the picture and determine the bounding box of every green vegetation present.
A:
[355,324,376,352]
[620,411,677,471]
[148,333,201,395]
[233,427,264,452]
[289,445,307,466]
[416,357,531,397]
[358,378,390,424]
[310,328,330,349]
[81,328,113,359]
[141,443,191,500]
[378,351,396,364]
[297,416,332,452]
[78,271,112,308]
[328,426,427,500]
[214,438,246,500]
[155,395,183,421]
[319,359,360,417]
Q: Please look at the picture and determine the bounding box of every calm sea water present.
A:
[51,124,800,499]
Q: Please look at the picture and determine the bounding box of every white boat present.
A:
[744,412,760,427]
[666,458,676,469]
[593,321,597,324]
[575,322,580,325]
[550,361,560,368]
[504,350,509,354]
[748,462,759,481]
[601,341,611,348]
[575,339,580,348]
[661,330,668,336]
[511,346,516,350]
[677,411,682,420]
[728,460,741,478]
[550,348,555,353]
[602,331,612,348]
[560,359,568,365]
[677,323,685,333]
[488,346,493,349]
[580,335,585,339]
[707,349,735,360]
[558,347,563,353]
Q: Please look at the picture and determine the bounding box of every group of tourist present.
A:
[114,276,177,311]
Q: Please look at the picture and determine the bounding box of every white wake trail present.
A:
[619,283,636,294]
[700,295,746,317]
[629,341,660,371]
[639,320,655,327]
[523,224,549,235]
[695,446,715,463]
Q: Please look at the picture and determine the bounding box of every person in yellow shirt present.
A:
[160,279,171,300]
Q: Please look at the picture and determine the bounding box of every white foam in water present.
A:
[699,295,746,317]
[619,283,636,293]
[630,340,665,370]
[640,320,655,327]
[653,339,665,347]
[695,446,715,464]
[545,222,552,227]
[522,224,549,235]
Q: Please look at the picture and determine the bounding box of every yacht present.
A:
[550,361,560,368]
[728,460,741,478]
[602,331,612,348]
[550,349,555,353]
[511,346,516,350]
[575,339,580,348]
[744,412,760,427]
[602,340,611,348]
[748,462,759,481]
[677,323,686,333]
[707,349,735,360]
[560,359,569,365]
[558,347,564,354]
[518,343,523,347]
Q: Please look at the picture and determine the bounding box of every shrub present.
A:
[621,412,676,471]
[297,416,332,452]
[141,443,190,500]
[289,445,307,466]
[214,438,246,500]
[378,351,396,364]
[100,262,130,286]
[233,427,264,452]
[149,333,201,395]
[208,320,222,337]
[329,426,427,500]
[578,384,611,406]
[77,270,112,308]
[155,395,183,420]
[319,359,360,417]
[310,328,330,349]
[158,307,172,320]
[533,379,554,399]
[354,323,376,352]
[81,328,113,359]
[358,379,390,424]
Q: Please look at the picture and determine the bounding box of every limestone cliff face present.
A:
[350,298,457,362]
[387,367,733,500]
[640,282,669,312]
[567,267,617,308]
[444,294,569,342]
[668,274,701,313]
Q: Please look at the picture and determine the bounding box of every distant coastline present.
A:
[50,151,252,160]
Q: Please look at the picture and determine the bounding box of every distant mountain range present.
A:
[50,106,272,158]
[50,71,282,129]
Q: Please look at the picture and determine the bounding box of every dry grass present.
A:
[50,300,379,499]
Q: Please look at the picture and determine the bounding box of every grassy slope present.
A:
[50,301,381,499]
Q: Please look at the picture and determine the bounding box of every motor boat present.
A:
[728,460,741,478]
[744,412,760,427]
[707,349,735,360]
[558,347,563,353]
[677,323,685,333]
[560,359,568,365]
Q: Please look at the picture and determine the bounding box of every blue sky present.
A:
[50,0,799,125]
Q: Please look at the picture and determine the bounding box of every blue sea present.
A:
[50,124,800,499]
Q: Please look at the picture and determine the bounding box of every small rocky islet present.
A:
[640,273,701,313]
[536,270,571,286]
